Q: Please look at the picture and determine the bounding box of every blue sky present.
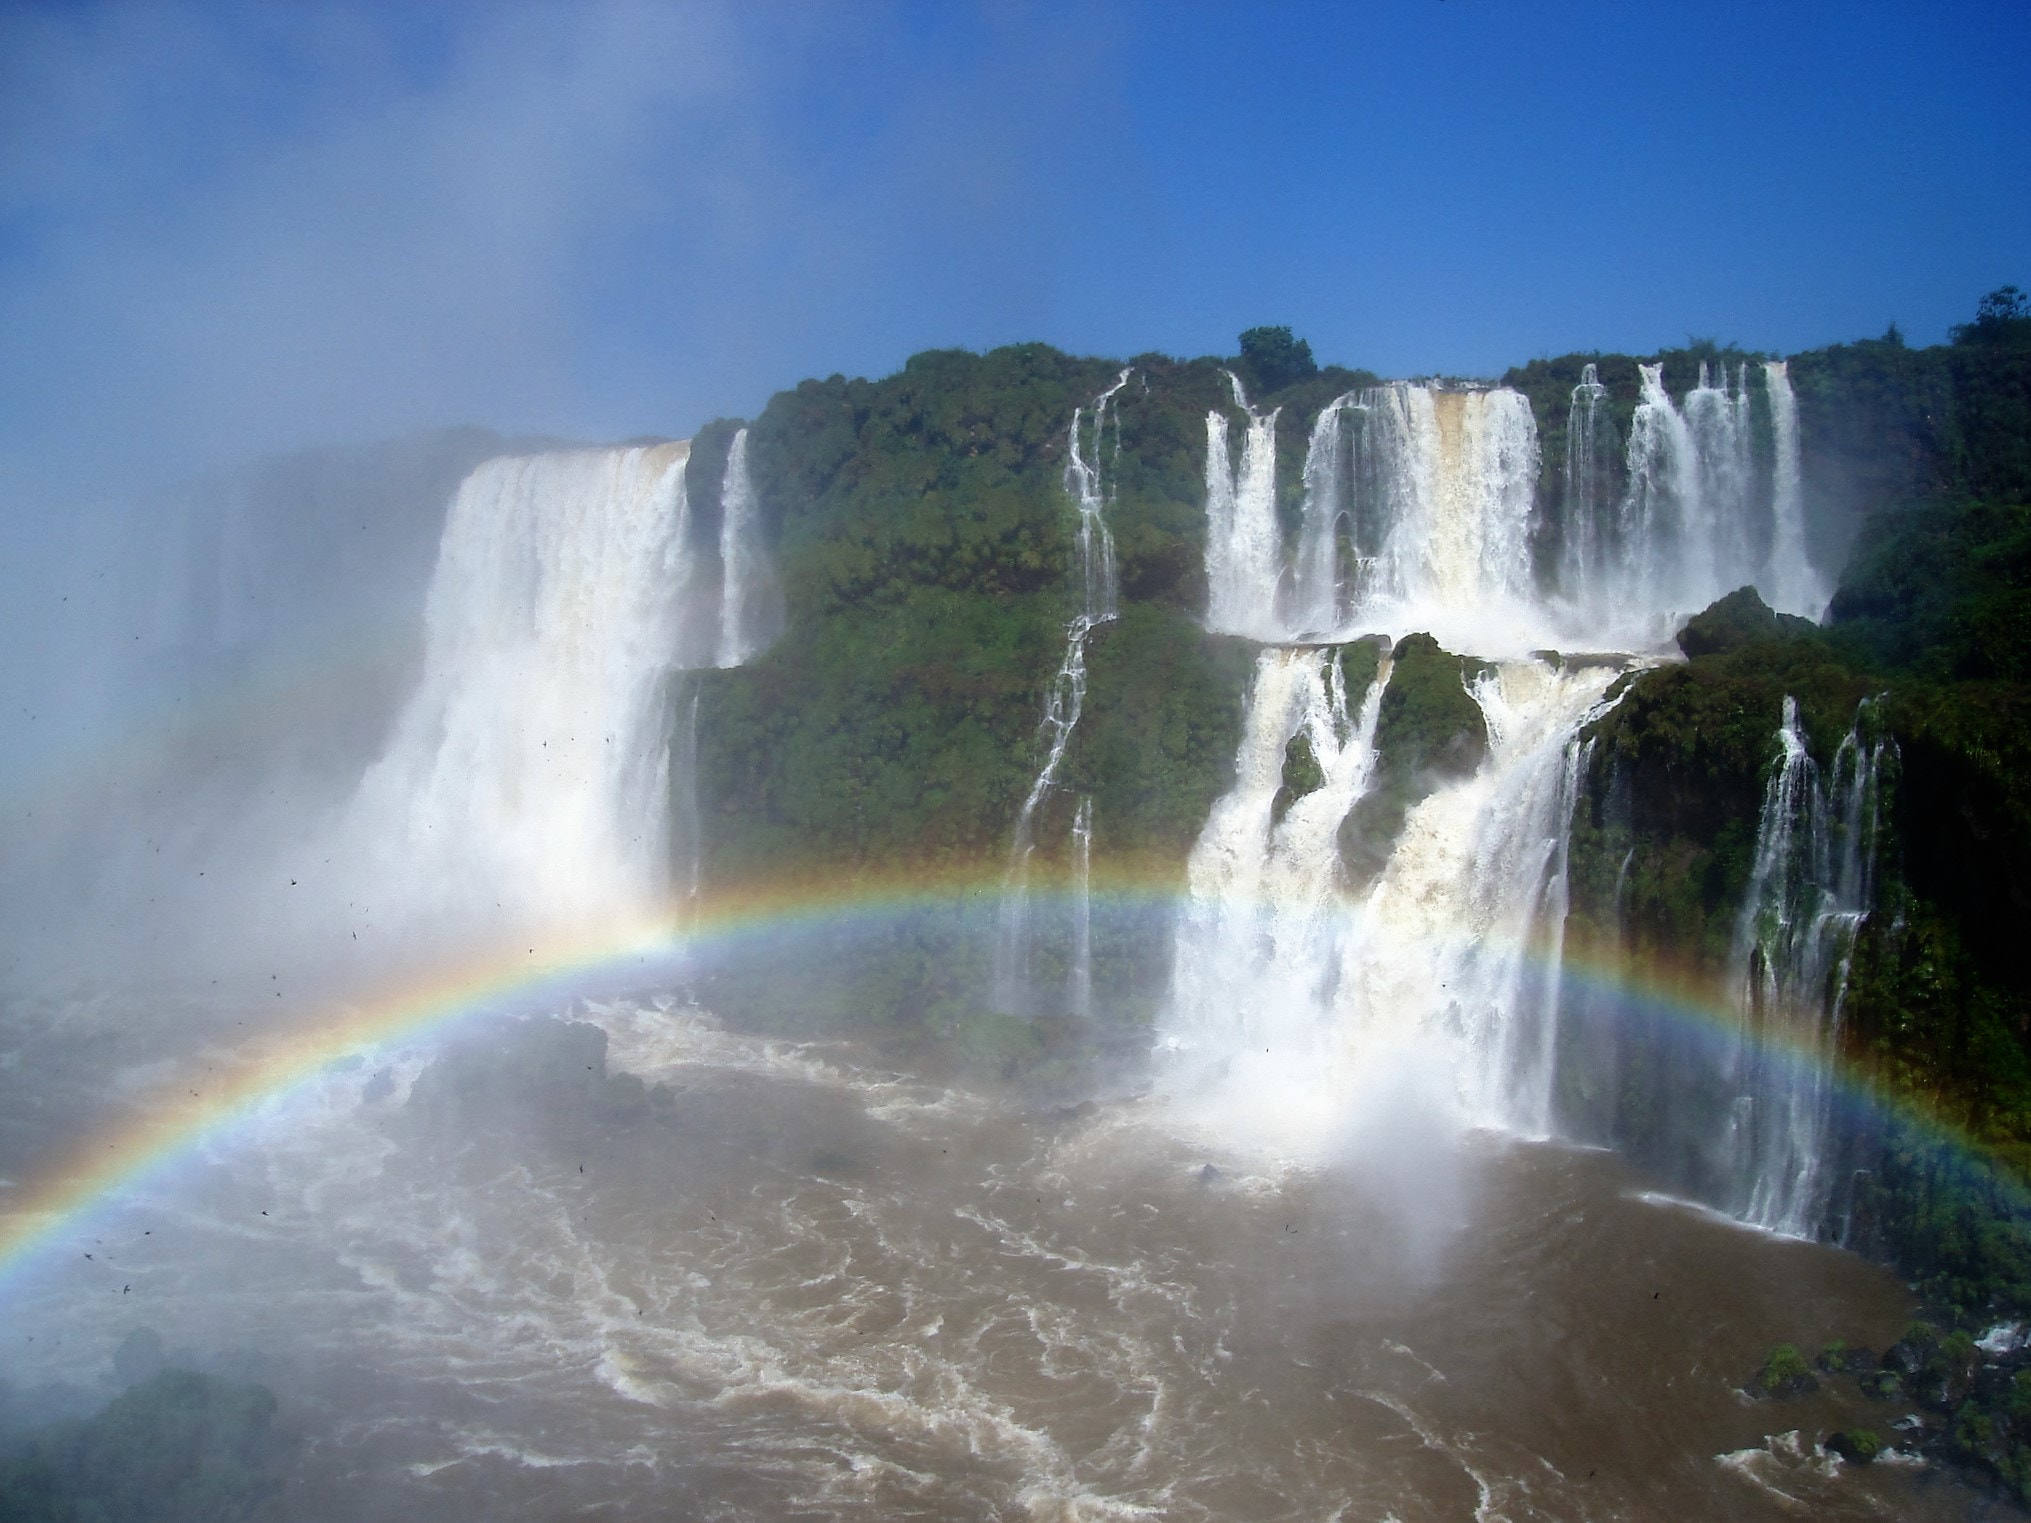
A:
[1,0,2026,478]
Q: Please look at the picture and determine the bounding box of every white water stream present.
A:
[715,427,784,669]
[341,436,775,948]
[993,370,1131,1017]
[1174,358,1858,1231]
[1726,696,1894,1234]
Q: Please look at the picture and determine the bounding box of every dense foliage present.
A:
[694,342,1341,891]
[1236,325,1318,395]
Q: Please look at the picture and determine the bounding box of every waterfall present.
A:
[1206,382,1543,650]
[715,427,783,668]
[1164,352,1856,1232]
[1330,386,1542,630]
[1618,363,1701,613]
[669,681,703,915]
[993,370,1132,1016]
[1724,695,1894,1235]
[1069,797,1094,1019]
[1761,361,1825,618]
[1203,374,1284,639]
[1161,649,1617,1151]
[1560,363,1615,599]
[1683,362,1757,594]
[1165,646,1390,1089]
[1288,395,1355,636]
[346,444,699,939]
[1606,361,1821,628]
[1335,663,1617,1134]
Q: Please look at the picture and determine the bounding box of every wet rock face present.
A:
[1816,1341,1879,1376]
[1875,1323,1981,1411]
[1883,1327,1937,1377]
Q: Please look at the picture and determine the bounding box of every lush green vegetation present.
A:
[689,342,1285,1059]
[1569,601,1871,974]
[1565,289,2030,1060]
[693,339,1349,898]
[1829,499,2031,681]
[1750,1342,1818,1399]
[1236,324,1318,395]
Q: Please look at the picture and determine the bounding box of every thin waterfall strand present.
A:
[1762,361,1825,618]
[1288,394,1356,635]
[1069,796,1094,1019]
[1726,695,1894,1235]
[1560,364,1614,599]
[715,428,783,668]
[993,371,1132,1015]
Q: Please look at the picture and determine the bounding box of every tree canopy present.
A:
[1236,325,1318,394]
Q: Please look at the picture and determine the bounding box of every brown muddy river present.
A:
[0,997,1996,1521]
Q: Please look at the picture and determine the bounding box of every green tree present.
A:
[1237,325,1318,394]
[1952,285,2031,346]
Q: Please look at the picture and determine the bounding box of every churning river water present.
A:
[0,993,1991,1522]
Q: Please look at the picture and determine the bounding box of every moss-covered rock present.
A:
[1675,585,1823,658]
[1272,729,1323,827]
[1750,1343,1820,1399]
[1827,1428,1883,1464]
[1817,1340,1879,1375]
[1339,633,1489,886]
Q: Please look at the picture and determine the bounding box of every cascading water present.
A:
[1604,361,1825,627]
[1203,374,1284,641]
[1412,387,1540,617]
[1618,362,1702,615]
[1724,695,1894,1235]
[1165,645,1390,1089]
[1762,360,1826,617]
[1069,796,1094,1019]
[993,370,1131,1016]
[1559,363,1616,600]
[1167,356,1855,1235]
[1287,394,1355,636]
[715,426,784,668]
[345,445,700,940]
[1208,381,1545,652]
[1162,645,1619,1151]
[343,434,780,948]
[1682,362,1757,593]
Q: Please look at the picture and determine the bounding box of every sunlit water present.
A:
[0,994,1979,1522]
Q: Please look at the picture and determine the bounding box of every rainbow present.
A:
[0,866,2017,1298]
[0,866,1040,1288]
